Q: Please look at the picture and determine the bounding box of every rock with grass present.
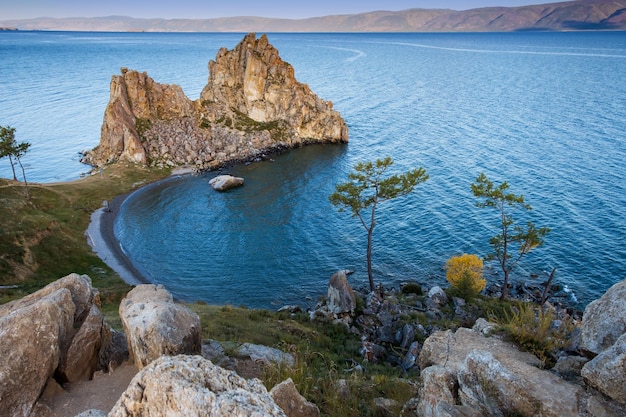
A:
[109,355,287,416]
[118,284,201,369]
[83,33,348,170]
[0,273,103,417]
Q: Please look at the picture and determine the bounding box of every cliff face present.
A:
[83,33,348,169]
[199,33,348,145]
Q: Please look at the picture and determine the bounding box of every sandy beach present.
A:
[84,167,195,286]
[85,192,148,286]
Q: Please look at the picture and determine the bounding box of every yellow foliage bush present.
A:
[446,254,486,299]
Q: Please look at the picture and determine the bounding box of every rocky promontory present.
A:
[82,33,348,170]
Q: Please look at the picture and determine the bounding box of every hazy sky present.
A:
[1,0,557,20]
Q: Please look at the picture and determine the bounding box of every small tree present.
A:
[0,125,18,181]
[0,125,31,199]
[471,172,550,299]
[446,253,486,301]
[329,157,428,292]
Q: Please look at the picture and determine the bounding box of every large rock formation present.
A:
[118,284,202,369]
[83,33,348,170]
[0,273,104,417]
[108,355,287,417]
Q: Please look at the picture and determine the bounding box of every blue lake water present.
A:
[1,31,625,308]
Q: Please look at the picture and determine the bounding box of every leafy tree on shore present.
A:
[446,253,486,301]
[471,172,550,299]
[329,157,428,292]
[0,125,31,199]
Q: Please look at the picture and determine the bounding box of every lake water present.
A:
[2,31,625,308]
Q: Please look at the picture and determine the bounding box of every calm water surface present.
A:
[2,32,625,307]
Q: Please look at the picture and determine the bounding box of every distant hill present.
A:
[1,0,625,32]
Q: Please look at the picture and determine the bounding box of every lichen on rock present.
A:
[82,33,348,170]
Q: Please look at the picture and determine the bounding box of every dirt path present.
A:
[41,362,137,416]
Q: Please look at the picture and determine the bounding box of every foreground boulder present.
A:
[581,278,626,355]
[209,174,244,191]
[411,326,619,417]
[109,355,287,416]
[580,278,626,405]
[119,284,201,369]
[83,33,348,169]
[0,273,103,417]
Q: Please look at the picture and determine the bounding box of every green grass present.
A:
[0,163,170,309]
[190,303,418,417]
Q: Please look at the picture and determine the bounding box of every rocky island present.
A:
[82,32,348,171]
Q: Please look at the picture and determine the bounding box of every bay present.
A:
[2,31,625,308]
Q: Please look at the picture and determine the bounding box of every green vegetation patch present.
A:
[0,163,170,306]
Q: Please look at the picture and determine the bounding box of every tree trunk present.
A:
[16,156,30,200]
[500,269,509,300]
[8,154,17,181]
[366,225,374,292]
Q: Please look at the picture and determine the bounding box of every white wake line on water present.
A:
[319,46,367,62]
[379,41,626,59]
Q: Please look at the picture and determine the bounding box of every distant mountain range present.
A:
[1,0,625,32]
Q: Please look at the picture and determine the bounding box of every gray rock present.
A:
[551,355,588,382]
[471,318,497,336]
[270,378,320,417]
[74,410,107,417]
[401,341,421,371]
[581,278,626,355]
[327,270,356,315]
[414,365,459,417]
[0,273,102,417]
[458,350,582,417]
[374,397,399,417]
[209,174,244,191]
[417,328,586,417]
[119,284,202,369]
[233,343,295,367]
[109,355,287,416]
[58,302,104,382]
[427,286,449,309]
[582,332,626,404]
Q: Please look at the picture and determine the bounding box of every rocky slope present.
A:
[82,33,348,170]
[3,272,626,416]
[3,1,626,32]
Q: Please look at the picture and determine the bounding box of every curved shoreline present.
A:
[85,167,195,286]
[85,192,148,286]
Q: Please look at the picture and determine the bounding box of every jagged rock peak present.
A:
[82,32,348,170]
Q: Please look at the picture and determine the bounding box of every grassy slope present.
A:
[0,163,170,308]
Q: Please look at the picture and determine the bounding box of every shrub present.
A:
[446,254,486,301]
[401,282,423,296]
[490,302,574,368]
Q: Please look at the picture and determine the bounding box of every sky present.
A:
[1,0,558,20]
